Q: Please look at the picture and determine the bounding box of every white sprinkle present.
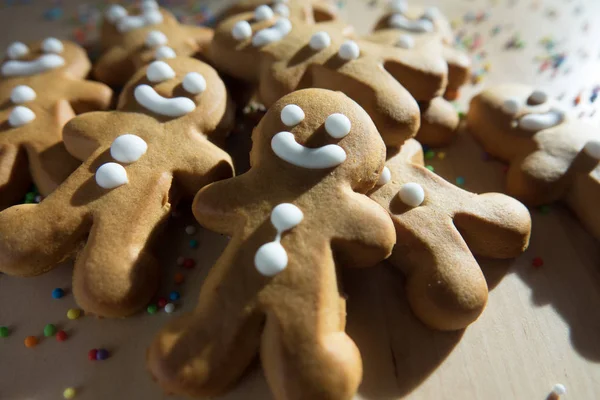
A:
[164,303,175,313]
[185,225,197,235]
[281,104,305,126]
[309,31,331,51]
[398,182,425,207]
[325,113,351,138]
[232,20,252,40]
[182,72,206,95]
[552,383,566,396]
[338,40,360,61]
[378,167,391,186]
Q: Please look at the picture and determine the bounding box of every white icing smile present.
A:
[389,14,434,32]
[252,18,292,47]
[519,109,565,131]
[134,85,196,117]
[2,54,65,77]
[271,131,346,169]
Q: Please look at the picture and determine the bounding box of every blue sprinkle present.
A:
[456,177,466,186]
[52,288,65,299]
[169,291,180,301]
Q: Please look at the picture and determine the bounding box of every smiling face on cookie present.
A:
[1,38,90,79]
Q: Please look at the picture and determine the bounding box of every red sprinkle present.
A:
[88,349,98,361]
[157,297,168,308]
[56,331,68,342]
[182,258,196,269]
[532,257,544,268]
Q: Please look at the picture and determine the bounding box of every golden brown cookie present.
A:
[94,0,213,87]
[208,7,450,146]
[220,0,339,25]
[147,88,396,400]
[417,97,460,147]
[370,139,532,330]
[0,38,112,209]
[468,83,600,240]
[0,57,234,317]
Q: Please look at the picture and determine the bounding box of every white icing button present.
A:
[110,134,148,163]
[338,40,360,61]
[8,106,36,127]
[271,203,304,232]
[183,72,207,95]
[273,3,290,17]
[519,109,564,131]
[155,46,176,59]
[389,14,434,33]
[145,30,168,48]
[325,113,351,138]
[552,384,567,396]
[232,20,252,40]
[423,6,440,21]
[146,60,175,82]
[134,85,196,117]
[271,131,346,169]
[583,140,600,160]
[6,42,29,59]
[1,54,65,77]
[390,0,408,13]
[145,10,163,25]
[252,18,292,47]
[105,4,127,23]
[255,241,288,277]
[309,31,331,51]
[280,104,305,126]
[142,0,159,11]
[41,37,63,54]
[396,34,414,49]
[10,85,36,104]
[502,98,520,114]
[255,5,274,21]
[378,167,391,186]
[529,89,548,104]
[95,163,128,189]
[398,182,425,207]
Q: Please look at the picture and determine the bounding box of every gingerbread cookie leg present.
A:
[93,47,135,88]
[0,143,30,209]
[417,97,459,147]
[65,79,113,113]
[442,46,471,100]
[183,25,214,56]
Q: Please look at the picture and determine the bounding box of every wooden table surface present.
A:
[0,1,599,399]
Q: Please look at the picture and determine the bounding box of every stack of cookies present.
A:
[0,1,597,399]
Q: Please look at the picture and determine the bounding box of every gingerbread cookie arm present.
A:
[0,143,30,209]
[417,97,459,147]
[65,78,113,114]
[442,45,471,99]
[182,25,214,55]
[93,46,136,87]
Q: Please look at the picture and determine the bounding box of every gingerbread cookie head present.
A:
[147,89,396,399]
[2,38,91,80]
[95,0,213,87]
[370,139,531,330]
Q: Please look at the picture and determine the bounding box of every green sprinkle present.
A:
[458,111,466,119]
[44,324,57,337]
[425,150,436,160]
[147,304,158,315]
[456,177,465,186]
[539,205,551,214]
[189,239,199,249]
[0,326,9,337]
[426,165,435,172]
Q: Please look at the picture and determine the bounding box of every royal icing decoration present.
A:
[254,5,274,21]
[252,18,292,47]
[338,40,360,61]
[502,98,520,115]
[1,54,65,77]
[10,85,36,104]
[6,41,29,59]
[584,140,600,160]
[280,104,305,126]
[146,60,175,82]
[325,113,351,138]
[95,163,129,189]
[398,182,425,207]
[145,31,168,48]
[110,134,148,163]
[155,46,176,59]
[273,3,290,17]
[528,90,548,105]
[378,166,391,186]
[422,7,440,21]
[232,20,253,40]
[254,203,303,277]
[115,7,163,33]
[519,109,565,131]
[105,5,128,23]
[41,37,63,54]
[134,85,196,117]
[390,0,408,13]
[8,106,36,127]
[396,34,415,49]
[271,131,346,169]
[182,72,206,95]
[309,31,331,51]
[389,14,434,33]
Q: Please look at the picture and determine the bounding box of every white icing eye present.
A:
[145,10,163,25]
[281,104,305,126]
[6,42,29,60]
[325,113,351,138]
[396,34,414,49]
[252,18,292,47]
[398,182,425,207]
[502,98,520,114]
[8,106,36,127]
[529,90,548,104]
[110,134,148,163]
[232,20,252,40]
[10,85,36,104]
[422,7,440,21]
[145,31,168,48]
[105,5,127,23]
[142,0,159,11]
[390,0,408,13]
[182,72,206,94]
[271,203,304,232]
[378,167,391,186]
[154,46,176,59]
[255,5,274,21]
[41,37,63,54]
[96,163,128,189]
[146,60,175,82]
[584,140,600,161]
[338,40,360,61]
[309,31,331,51]
[273,3,290,17]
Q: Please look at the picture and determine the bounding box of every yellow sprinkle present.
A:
[63,387,76,399]
[483,62,492,72]
[438,152,446,160]
[67,309,81,320]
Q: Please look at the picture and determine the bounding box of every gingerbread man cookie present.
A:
[370,139,531,330]
[220,0,340,25]
[209,6,449,146]
[1,38,112,209]
[147,89,396,400]
[94,0,213,87]
[468,83,600,240]
[0,57,234,317]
